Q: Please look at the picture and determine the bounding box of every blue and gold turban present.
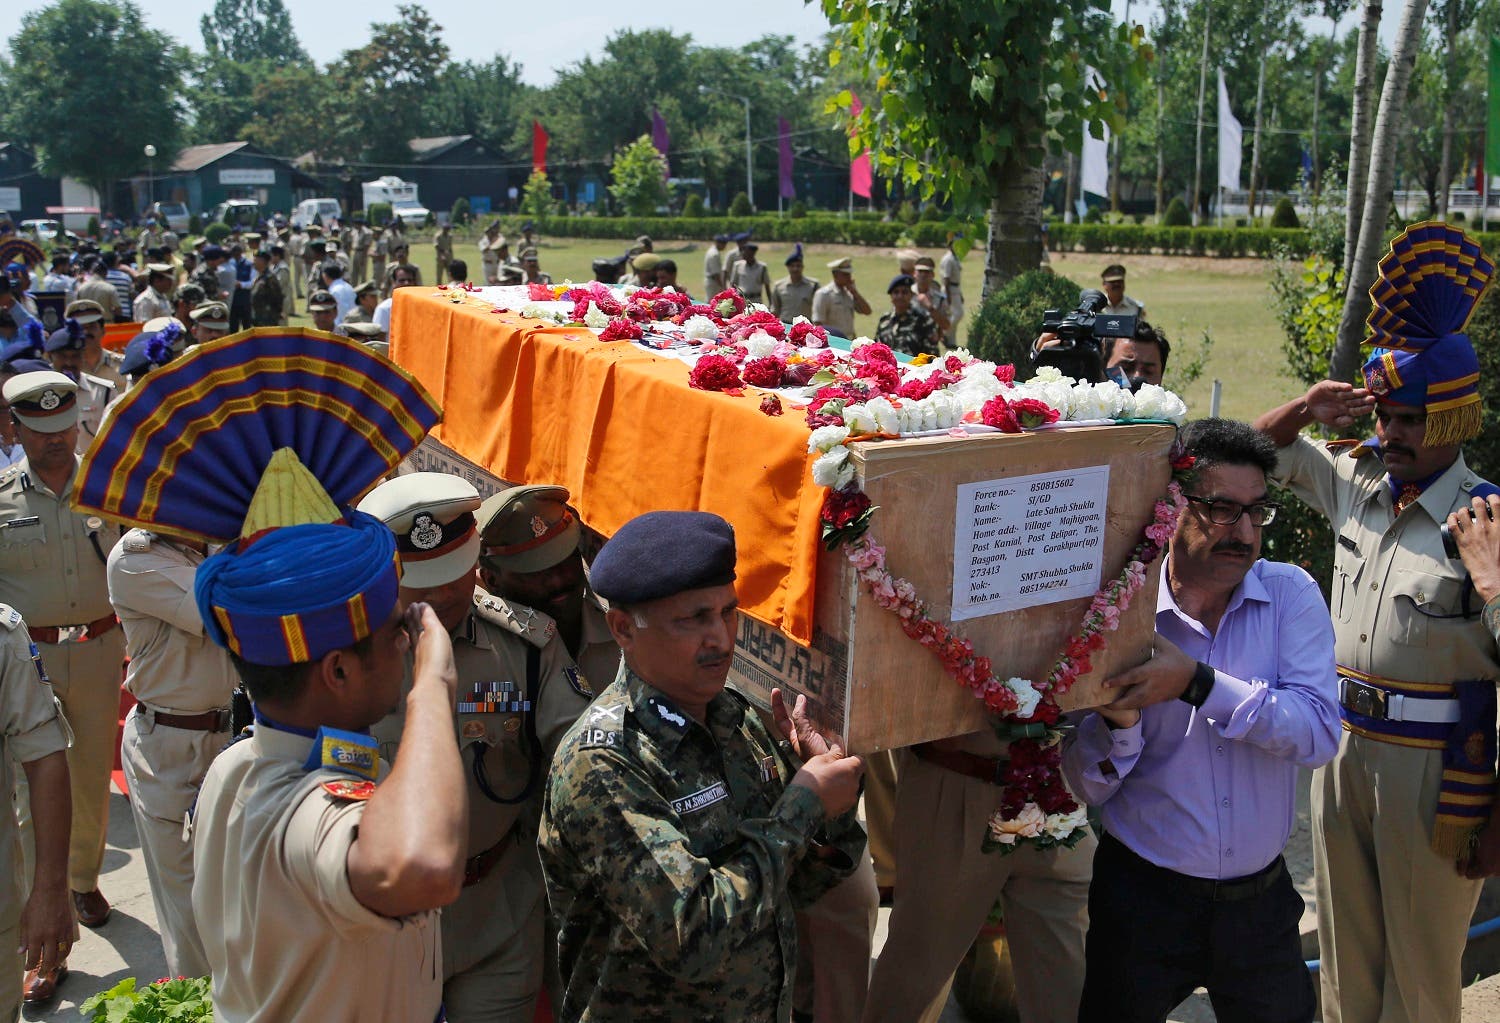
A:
[73,328,441,665]
[1361,222,1493,446]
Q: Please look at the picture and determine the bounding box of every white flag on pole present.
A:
[1080,67,1110,199]
[1217,68,1242,192]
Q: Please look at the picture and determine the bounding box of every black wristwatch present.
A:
[1180,661,1216,708]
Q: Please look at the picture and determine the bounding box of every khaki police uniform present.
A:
[862,730,1096,1023]
[372,592,598,1022]
[771,275,818,322]
[729,259,772,306]
[1276,436,1500,1023]
[939,249,964,344]
[76,351,126,458]
[348,225,372,283]
[703,245,726,297]
[0,457,124,895]
[107,530,236,978]
[131,287,173,324]
[435,230,454,278]
[191,724,443,1022]
[0,604,72,1021]
[813,281,860,339]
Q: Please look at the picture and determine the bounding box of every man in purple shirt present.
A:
[1064,417,1340,1023]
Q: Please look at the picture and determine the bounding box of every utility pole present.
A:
[1191,4,1212,226]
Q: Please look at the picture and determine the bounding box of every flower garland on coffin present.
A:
[803,348,1191,855]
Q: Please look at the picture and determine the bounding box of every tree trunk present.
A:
[1191,5,1212,226]
[1437,0,1459,219]
[1329,0,1429,383]
[1342,1,1384,274]
[1155,79,1166,220]
[1249,53,1268,219]
[983,155,1046,300]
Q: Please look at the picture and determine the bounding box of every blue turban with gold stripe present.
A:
[72,327,441,665]
[1361,222,1493,445]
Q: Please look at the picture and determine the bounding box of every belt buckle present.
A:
[57,624,85,644]
[1343,677,1388,720]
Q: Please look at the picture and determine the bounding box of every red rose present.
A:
[783,361,819,386]
[689,354,744,392]
[759,394,784,416]
[980,396,1021,432]
[711,289,746,317]
[1011,398,1060,429]
[852,342,897,367]
[944,355,966,374]
[995,364,1016,385]
[743,357,787,388]
[527,283,554,301]
[1172,453,1196,471]
[599,317,644,341]
[821,488,871,528]
[812,348,838,367]
[897,376,939,401]
[859,361,902,395]
[790,321,830,347]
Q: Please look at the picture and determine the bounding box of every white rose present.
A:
[683,315,719,341]
[1032,365,1068,384]
[1132,384,1189,425]
[807,424,851,454]
[849,335,878,352]
[1004,677,1043,719]
[989,803,1047,844]
[583,302,611,330]
[520,302,561,323]
[1043,807,1089,841]
[842,403,877,434]
[866,396,902,435]
[812,449,856,489]
[744,330,778,359]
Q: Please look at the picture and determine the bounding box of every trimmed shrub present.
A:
[897,200,919,225]
[920,203,944,222]
[790,200,808,219]
[1047,223,1315,258]
[729,192,753,216]
[87,215,100,238]
[204,222,231,244]
[188,213,202,236]
[1163,197,1191,226]
[367,202,392,227]
[681,193,706,218]
[507,214,955,247]
[966,269,1085,371]
[450,197,471,226]
[1270,197,1300,229]
[1082,205,1104,224]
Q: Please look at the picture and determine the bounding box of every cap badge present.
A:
[39,389,61,411]
[530,514,549,538]
[409,512,442,550]
[1367,365,1390,396]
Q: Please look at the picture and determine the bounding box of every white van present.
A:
[292,197,343,229]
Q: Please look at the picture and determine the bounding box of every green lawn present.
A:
[369,234,1302,426]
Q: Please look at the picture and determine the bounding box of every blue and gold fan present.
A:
[1362,221,1493,446]
[0,237,46,269]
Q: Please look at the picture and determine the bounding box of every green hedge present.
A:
[1048,223,1316,258]
[504,214,956,248]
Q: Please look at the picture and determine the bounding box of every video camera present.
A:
[1034,288,1138,384]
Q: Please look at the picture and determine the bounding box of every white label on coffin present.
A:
[951,465,1110,621]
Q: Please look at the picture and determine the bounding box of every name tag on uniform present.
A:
[671,782,729,816]
[3,516,40,529]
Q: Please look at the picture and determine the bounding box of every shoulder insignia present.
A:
[0,465,19,488]
[303,726,379,780]
[123,530,153,553]
[0,604,20,632]
[321,779,376,802]
[473,594,558,648]
[564,665,594,699]
[578,701,625,750]
[1324,439,1361,451]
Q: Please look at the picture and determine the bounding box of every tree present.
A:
[242,64,331,157]
[1434,0,1481,218]
[521,171,554,219]
[609,136,670,216]
[3,0,187,206]
[822,0,1149,295]
[423,57,530,159]
[199,0,307,65]
[327,4,450,161]
[1330,0,1430,383]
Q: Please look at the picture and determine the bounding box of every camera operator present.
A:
[1103,321,1170,388]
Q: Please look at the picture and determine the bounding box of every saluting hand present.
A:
[1303,379,1376,430]
[406,602,458,703]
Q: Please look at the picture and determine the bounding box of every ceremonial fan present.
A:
[72,329,442,543]
[0,237,46,268]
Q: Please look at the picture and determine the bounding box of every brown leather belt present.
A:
[142,706,232,732]
[29,614,119,645]
[463,827,517,887]
[913,742,1005,786]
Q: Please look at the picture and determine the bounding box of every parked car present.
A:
[18,219,79,244]
[391,199,432,226]
[209,199,263,229]
[144,201,191,232]
[291,197,343,229]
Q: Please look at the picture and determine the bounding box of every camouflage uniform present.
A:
[875,306,941,357]
[249,272,284,327]
[539,668,865,1022]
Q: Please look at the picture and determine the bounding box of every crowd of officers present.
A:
[2,213,1499,1023]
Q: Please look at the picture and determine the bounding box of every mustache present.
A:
[1384,443,1416,458]
[1212,541,1255,556]
[696,651,733,667]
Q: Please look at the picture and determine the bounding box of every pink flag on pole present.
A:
[849,93,873,199]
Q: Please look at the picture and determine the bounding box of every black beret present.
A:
[887,273,916,294]
[591,511,737,605]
